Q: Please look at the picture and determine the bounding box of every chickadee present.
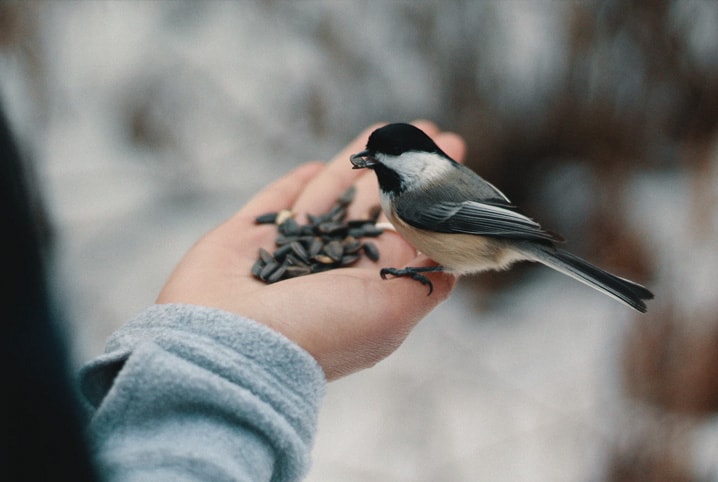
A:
[350,123,654,312]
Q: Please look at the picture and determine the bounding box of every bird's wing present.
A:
[397,198,560,243]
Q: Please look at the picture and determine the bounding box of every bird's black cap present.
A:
[366,123,449,158]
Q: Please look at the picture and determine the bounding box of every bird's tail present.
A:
[525,245,654,313]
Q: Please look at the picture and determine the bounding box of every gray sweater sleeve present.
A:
[78,303,326,482]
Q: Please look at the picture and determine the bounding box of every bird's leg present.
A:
[379,266,445,296]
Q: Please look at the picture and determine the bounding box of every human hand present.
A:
[156,121,467,380]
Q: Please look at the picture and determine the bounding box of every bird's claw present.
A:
[379,266,444,296]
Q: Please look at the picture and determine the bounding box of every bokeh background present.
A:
[2,1,717,480]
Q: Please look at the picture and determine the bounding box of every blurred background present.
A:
[1,1,717,480]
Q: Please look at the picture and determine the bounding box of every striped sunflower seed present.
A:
[252,184,384,284]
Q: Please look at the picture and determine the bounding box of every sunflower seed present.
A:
[296,235,315,247]
[347,219,373,228]
[258,248,274,263]
[311,262,332,273]
[313,254,336,265]
[317,221,348,236]
[340,253,360,266]
[278,217,301,236]
[357,225,383,237]
[337,186,356,206]
[289,240,309,263]
[275,209,294,225]
[251,184,384,283]
[259,259,279,280]
[363,241,380,261]
[324,240,344,262]
[327,204,347,223]
[307,213,321,225]
[266,262,288,283]
[274,235,293,246]
[274,243,294,259]
[286,265,312,278]
[251,258,265,278]
[342,236,362,254]
[255,212,278,224]
[284,253,304,267]
[368,205,382,223]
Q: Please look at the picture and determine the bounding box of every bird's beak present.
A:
[350,150,377,169]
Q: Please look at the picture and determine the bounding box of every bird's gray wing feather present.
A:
[396,196,558,243]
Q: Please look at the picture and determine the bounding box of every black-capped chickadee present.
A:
[350,123,654,312]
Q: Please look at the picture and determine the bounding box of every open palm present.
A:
[157,121,466,379]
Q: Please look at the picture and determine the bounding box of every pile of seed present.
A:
[252,186,383,284]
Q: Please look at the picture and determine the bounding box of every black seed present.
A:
[278,218,301,236]
[290,241,309,263]
[259,260,278,280]
[324,240,344,262]
[358,225,383,237]
[275,209,294,225]
[275,235,293,246]
[342,236,362,254]
[368,205,382,223]
[340,253,360,266]
[251,258,265,278]
[347,219,373,228]
[286,265,311,278]
[318,222,348,236]
[266,262,288,283]
[252,183,385,283]
[255,212,278,224]
[274,243,293,260]
[311,263,332,273]
[313,254,336,265]
[291,235,314,249]
[308,237,324,257]
[284,253,304,266]
[297,236,315,251]
[316,222,334,233]
[363,242,380,261]
[328,204,347,223]
[337,186,356,206]
[258,248,274,263]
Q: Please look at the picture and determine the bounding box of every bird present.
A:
[350,122,654,312]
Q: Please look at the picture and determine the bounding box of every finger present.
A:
[208,162,325,256]
[344,170,382,219]
[236,161,325,221]
[292,123,384,217]
[436,131,467,164]
[409,119,440,137]
[409,119,465,165]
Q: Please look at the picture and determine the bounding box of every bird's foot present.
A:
[379,266,445,296]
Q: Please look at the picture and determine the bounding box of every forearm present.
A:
[79,304,325,482]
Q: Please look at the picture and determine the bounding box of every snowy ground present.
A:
[2,2,716,480]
